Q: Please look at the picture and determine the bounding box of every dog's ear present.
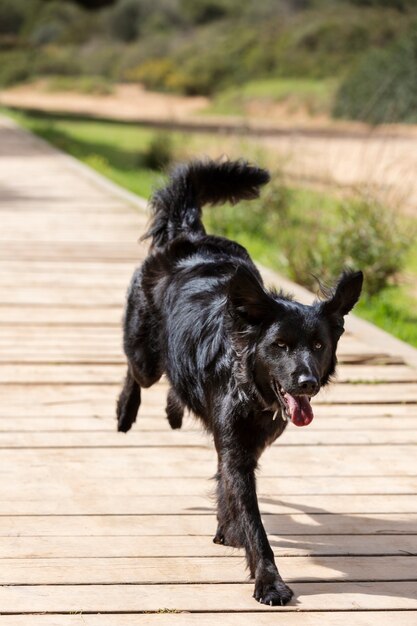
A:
[228,266,281,325]
[322,270,363,318]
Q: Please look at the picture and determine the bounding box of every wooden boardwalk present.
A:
[0,115,416,624]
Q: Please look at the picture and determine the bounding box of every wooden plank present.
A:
[1,445,416,477]
[0,350,398,366]
[0,475,414,497]
[0,493,416,516]
[0,306,123,325]
[0,415,416,433]
[309,403,417,417]
[0,382,415,405]
[1,613,417,626]
[2,449,416,480]
[0,534,415,559]
[0,428,416,446]
[0,402,414,422]
[1,400,416,417]
[0,514,414,537]
[1,363,415,384]
[336,365,417,383]
[0,241,141,262]
[0,581,415,612]
[1,555,415,585]
[0,364,125,384]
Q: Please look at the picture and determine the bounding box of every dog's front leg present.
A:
[218,451,293,606]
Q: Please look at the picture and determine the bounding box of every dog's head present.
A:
[229,266,363,426]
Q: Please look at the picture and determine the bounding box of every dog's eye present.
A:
[313,341,323,350]
[276,340,287,349]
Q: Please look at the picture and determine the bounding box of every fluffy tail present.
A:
[144,159,270,247]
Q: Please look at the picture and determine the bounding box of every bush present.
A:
[35,45,82,77]
[206,173,412,297]
[46,75,114,95]
[180,0,233,24]
[108,0,146,42]
[0,0,29,36]
[0,50,34,86]
[282,193,412,296]
[77,40,122,79]
[27,1,92,45]
[124,57,180,90]
[141,132,174,170]
[333,24,417,123]
[350,0,414,8]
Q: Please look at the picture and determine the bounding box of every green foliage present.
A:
[124,58,183,91]
[105,0,182,42]
[35,46,82,77]
[0,0,414,106]
[349,0,414,9]
[108,0,143,42]
[25,1,93,46]
[205,78,336,116]
[324,196,412,295]
[0,0,31,36]
[142,132,174,170]
[333,23,417,124]
[356,287,417,348]
[284,194,412,296]
[0,50,33,86]
[206,175,413,297]
[46,75,114,95]
[180,0,234,24]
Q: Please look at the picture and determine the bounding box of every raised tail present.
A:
[144,159,270,247]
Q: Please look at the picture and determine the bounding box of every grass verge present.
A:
[202,78,337,118]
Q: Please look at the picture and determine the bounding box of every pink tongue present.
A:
[284,393,314,427]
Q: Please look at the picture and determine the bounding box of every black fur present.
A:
[117,158,363,606]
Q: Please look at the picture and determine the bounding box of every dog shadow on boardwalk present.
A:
[258,496,417,602]
[187,493,416,604]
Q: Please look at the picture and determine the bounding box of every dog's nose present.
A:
[297,374,319,396]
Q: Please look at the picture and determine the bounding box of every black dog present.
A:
[117,159,363,606]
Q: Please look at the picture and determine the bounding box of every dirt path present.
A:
[0,82,209,121]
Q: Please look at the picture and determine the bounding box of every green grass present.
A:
[202,78,337,117]
[356,287,417,347]
[45,75,115,96]
[4,109,172,197]
[4,108,417,348]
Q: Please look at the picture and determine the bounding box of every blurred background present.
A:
[0,0,416,345]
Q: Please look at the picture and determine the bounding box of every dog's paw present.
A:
[253,578,293,606]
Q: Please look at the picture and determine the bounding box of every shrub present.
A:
[124,57,179,89]
[350,0,414,9]
[141,132,174,170]
[284,193,412,295]
[77,40,122,79]
[0,50,34,86]
[108,0,144,42]
[27,1,92,45]
[180,0,233,24]
[34,45,82,77]
[207,173,412,297]
[46,75,114,95]
[333,24,417,123]
[0,0,29,36]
